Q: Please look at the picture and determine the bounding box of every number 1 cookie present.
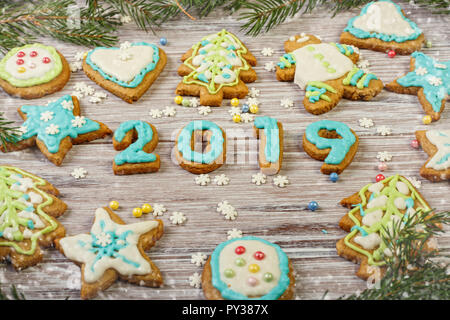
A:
[415,130,450,182]
[0,43,70,99]
[276,35,383,115]
[253,116,284,175]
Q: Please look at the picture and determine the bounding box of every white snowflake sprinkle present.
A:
[264,61,276,72]
[40,111,54,122]
[359,117,374,128]
[152,203,166,217]
[195,174,210,186]
[261,47,274,57]
[247,97,259,106]
[280,98,294,109]
[149,109,162,118]
[377,151,393,162]
[189,272,202,288]
[214,174,230,186]
[190,253,207,266]
[96,232,112,246]
[61,99,74,110]
[118,50,132,61]
[189,98,200,108]
[406,177,421,189]
[228,107,241,116]
[71,91,84,100]
[415,67,427,76]
[120,15,132,24]
[217,201,237,220]
[83,85,95,96]
[376,125,392,136]
[248,87,260,98]
[74,82,87,92]
[120,41,132,50]
[428,76,442,86]
[227,228,243,240]
[71,116,86,128]
[169,212,186,225]
[17,126,27,136]
[94,91,107,99]
[241,113,254,123]
[71,167,87,179]
[252,172,267,185]
[163,106,176,117]
[69,61,82,72]
[356,59,370,72]
[198,106,211,116]
[45,124,59,135]
[89,96,103,104]
[74,51,87,61]
[273,175,289,187]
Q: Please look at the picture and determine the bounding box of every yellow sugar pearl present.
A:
[142,203,153,214]
[174,95,183,105]
[232,114,241,123]
[249,104,259,114]
[422,115,432,125]
[17,67,26,73]
[248,264,260,273]
[132,207,143,218]
[231,98,240,107]
[109,201,119,210]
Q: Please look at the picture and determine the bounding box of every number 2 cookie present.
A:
[0,43,70,99]
[201,236,295,300]
[415,129,450,182]
[276,34,383,115]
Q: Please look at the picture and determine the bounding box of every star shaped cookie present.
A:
[415,130,450,182]
[0,95,112,165]
[56,207,164,299]
[386,52,449,122]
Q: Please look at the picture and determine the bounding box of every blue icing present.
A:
[196,73,209,83]
[405,197,414,209]
[22,194,30,201]
[27,220,34,230]
[351,226,368,236]
[114,120,157,166]
[397,52,450,113]
[211,236,290,300]
[306,85,327,103]
[254,116,280,163]
[19,95,100,154]
[25,206,34,212]
[85,42,160,88]
[350,70,365,86]
[352,203,366,217]
[344,0,422,43]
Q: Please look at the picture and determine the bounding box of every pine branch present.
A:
[412,0,450,14]
[0,111,20,152]
[0,284,26,300]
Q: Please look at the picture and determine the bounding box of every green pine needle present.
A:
[0,284,26,300]
[0,111,20,152]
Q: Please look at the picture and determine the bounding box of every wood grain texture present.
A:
[0,1,448,300]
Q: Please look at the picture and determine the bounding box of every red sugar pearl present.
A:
[17,51,25,58]
[411,139,419,149]
[376,174,385,182]
[253,251,265,260]
[16,59,24,65]
[30,51,38,57]
[42,57,51,64]
[235,246,246,255]
[388,50,396,58]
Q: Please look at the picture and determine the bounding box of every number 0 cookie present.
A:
[0,43,70,99]
[202,236,295,300]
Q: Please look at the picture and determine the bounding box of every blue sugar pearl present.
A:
[241,104,250,113]
[308,201,319,211]
[330,172,339,183]
[159,37,167,46]
[22,194,30,200]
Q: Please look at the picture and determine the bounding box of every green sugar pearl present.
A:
[182,99,191,107]
[263,272,274,282]
[235,257,246,267]
[224,269,235,278]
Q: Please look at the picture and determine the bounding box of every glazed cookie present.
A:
[340,0,425,55]
[302,120,359,175]
[83,42,167,103]
[0,43,70,99]
[336,175,433,280]
[386,52,449,122]
[253,116,284,175]
[113,120,160,175]
[176,29,257,107]
[415,130,450,182]
[175,120,226,174]
[276,35,383,115]
[0,165,67,270]
[55,207,164,300]
[202,236,295,300]
[0,95,112,166]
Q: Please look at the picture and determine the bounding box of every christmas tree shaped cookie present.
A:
[0,43,70,99]
[276,34,383,115]
[386,52,449,122]
[340,0,425,55]
[56,207,164,299]
[336,175,433,280]
[415,129,450,182]
[0,165,67,270]
[176,29,257,107]
[0,95,112,166]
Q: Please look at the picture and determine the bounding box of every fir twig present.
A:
[0,111,20,152]
[0,284,26,300]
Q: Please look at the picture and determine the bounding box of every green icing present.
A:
[0,43,62,87]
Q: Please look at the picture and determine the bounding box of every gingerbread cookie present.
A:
[55,207,164,300]
[175,120,226,174]
[113,120,160,175]
[340,0,425,55]
[253,116,284,175]
[0,165,67,270]
[386,52,449,122]
[302,120,359,175]
[0,43,70,99]
[276,35,383,115]
[336,175,432,280]
[176,29,257,107]
[0,95,112,166]
[415,130,450,182]
[202,236,295,300]
[83,42,167,103]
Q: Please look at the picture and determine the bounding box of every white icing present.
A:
[17,210,45,228]
[89,46,155,83]
[354,233,381,250]
[5,47,55,80]
[425,130,450,171]
[296,36,310,43]
[362,209,383,227]
[352,1,415,37]
[23,228,33,239]
[218,240,281,297]
[291,43,354,89]
[394,197,406,210]
[396,181,410,195]
[367,195,388,209]
[10,177,34,192]
[59,208,159,283]
[368,182,384,194]
[28,191,43,204]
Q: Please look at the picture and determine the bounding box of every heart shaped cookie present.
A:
[83,42,167,103]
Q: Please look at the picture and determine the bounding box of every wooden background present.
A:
[0,1,448,300]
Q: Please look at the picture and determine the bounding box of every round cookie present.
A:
[202,236,295,300]
[0,43,70,99]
